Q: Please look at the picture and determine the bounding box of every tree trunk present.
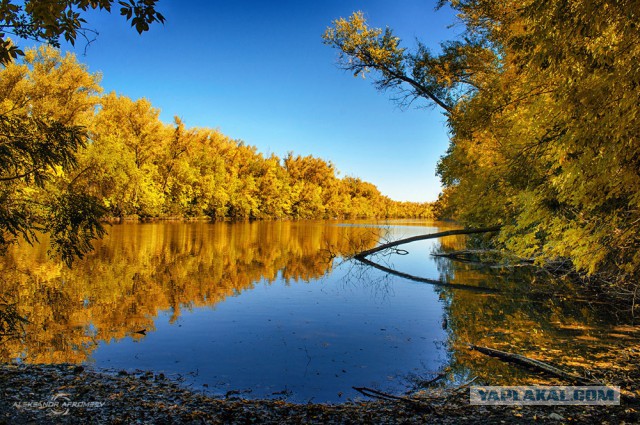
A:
[468,344,600,385]
[353,226,502,260]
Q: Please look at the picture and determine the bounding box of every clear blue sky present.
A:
[48,0,459,202]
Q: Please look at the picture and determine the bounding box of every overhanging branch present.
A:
[354,225,502,260]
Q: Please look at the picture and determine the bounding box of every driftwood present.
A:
[431,249,501,263]
[468,344,601,385]
[354,226,502,260]
[416,372,446,388]
[451,376,479,393]
[352,386,434,412]
[357,256,499,293]
[432,248,532,264]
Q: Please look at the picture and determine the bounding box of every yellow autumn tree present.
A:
[0,0,164,265]
[325,1,640,293]
[0,46,105,265]
[83,92,168,218]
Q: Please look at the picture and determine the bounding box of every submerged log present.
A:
[357,256,499,293]
[432,249,501,261]
[417,372,446,388]
[353,226,502,260]
[352,386,434,412]
[468,344,601,385]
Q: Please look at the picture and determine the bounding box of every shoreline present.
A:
[1,364,637,424]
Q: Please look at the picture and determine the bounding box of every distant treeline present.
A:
[0,46,433,221]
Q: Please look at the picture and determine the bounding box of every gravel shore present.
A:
[1,364,638,424]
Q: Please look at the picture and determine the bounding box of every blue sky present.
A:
[47,0,459,202]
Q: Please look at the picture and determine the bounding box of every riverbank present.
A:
[1,364,637,424]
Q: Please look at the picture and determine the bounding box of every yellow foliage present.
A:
[1,45,433,229]
[434,0,640,286]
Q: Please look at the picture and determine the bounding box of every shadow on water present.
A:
[0,220,638,401]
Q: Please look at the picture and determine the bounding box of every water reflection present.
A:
[0,220,638,401]
[430,235,640,389]
[0,221,384,363]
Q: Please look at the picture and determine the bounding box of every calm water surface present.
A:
[1,220,638,402]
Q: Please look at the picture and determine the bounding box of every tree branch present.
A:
[0,167,41,182]
[468,344,602,385]
[356,47,453,113]
[354,226,502,259]
[356,255,499,293]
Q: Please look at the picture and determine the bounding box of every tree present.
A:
[322,11,485,113]
[256,155,292,219]
[0,45,107,265]
[0,1,164,265]
[0,0,164,64]
[0,112,105,265]
[325,2,640,291]
[84,92,167,218]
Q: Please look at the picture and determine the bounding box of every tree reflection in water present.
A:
[431,235,640,389]
[0,220,638,400]
[0,221,382,363]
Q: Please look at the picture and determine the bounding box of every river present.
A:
[0,220,637,402]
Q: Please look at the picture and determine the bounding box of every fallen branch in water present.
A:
[415,372,446,388]
[357,256,500,293]
[452,376,479,393]
[432,249,502,263]
[468,344,601,385]
[353,226,502,260]
[431,249,533,266]
[352,386,434,412]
